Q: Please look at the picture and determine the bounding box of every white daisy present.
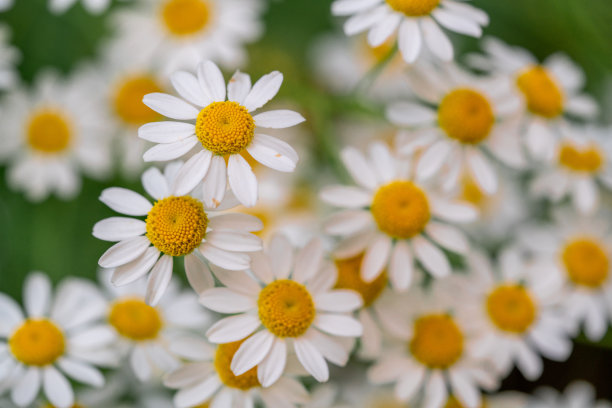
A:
[389,62,525,195]
[199,234,363,385]
[0,0,13,11]
[0,25,19,91]
[93,161,263,306]
[0,273,118,408]
[0,69,112,202]
[321,141,477,291]
[139,59,305,208]
[331,0,488,63]
[530,125,612,215]
[47,0,119,14]
[529,381,612,408]
[468,37,599,161]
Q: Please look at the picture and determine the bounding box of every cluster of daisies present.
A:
[2,0,612,407]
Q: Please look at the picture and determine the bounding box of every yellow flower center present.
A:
[562,238,609,288]
[26,110,72,154]
[146,196,208,257]
[371,181,430,239]
[372,400,407,408]
[113,75,162,125]
[196,101,256,156]
[192,404,210,408]
[409,314,463,369]
[385,0,440,16]
[486,285,536,333]
[214,340,260,390]
[558,142,604,173]
[161,0,211,37]
[516,66,563,118]
[108,298,163,341]
[363,35,396,64]
[445,396,488,408]
[9,319,65,366]
[334,253,387,307]
[460,176,486,207]
[438,88,495,144]
[258,280,316,338]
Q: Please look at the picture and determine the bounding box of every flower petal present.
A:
[143,93,199,120]
[228,154,258,207]
[254,110,305,129]
[227,71,252,104]
[199,243,251,270]
[43,366,74,408]
[206,314,260,343]
[293,337,329,382]
[231,330,275,375]
[200,288,256,313]
[99,187,152,216]
[24,272,51,318]
[171,70,211,107]
[247,134,298,173]
[258,337,287,388]
[171,150,213,196]
[98,236,151,269]
[197,60,226,102]
[145,254,173,306]
[138,121,196,144]
[141,167,169,200]
[413,236,450,278]
[93,217,146,242]
[314,314,363,337]
[111,247,160,286]
[243,71,283,112]
[143,136,198,162]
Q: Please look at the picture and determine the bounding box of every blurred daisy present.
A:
[529,381,612,408]
[200,234,363,385]
[140,60,305,207]
[0,273,117,408]
[0,0,13,11]
[93,162,263,305]
[0,70,112,202]
[164,335,308,408]
[321,142,477,290]
[47,0,120,14]
[530,125,612,215]
[389,62,525,195]
[331,0,488,63]
[468,37,599,161]
[0,25,19,90]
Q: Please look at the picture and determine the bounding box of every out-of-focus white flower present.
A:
[529,381,612,408]
[0,25,19,91]
[0,0,13,12]
[48,0,124,14]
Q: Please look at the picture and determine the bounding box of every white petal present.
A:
[293,338,329,382]
[269,234,294,279]
[466,149,497,194]
[141,167,169,200]
[307,329,350,366]
[425,222,469,254]
[200,288,256,313]
[368,142,396,184]
[573,177,598,215]
[243,71,283,112]
[254,110,305,129]
[566,95,599,118]
[138,121,196,144]
[423,371,447,408]
[394,366,426,401]
[99,187,152,216]
[93,217,145,242]
[368,12,401,46]
[389,241,413,291]
[515,340,543,380]
[206,314,260,343]
[361,234,392,282]
[227,70,252,104]
[197,60,226,102]
[174,375,221,408]
[169,337,215,362]
[24,272,51,318]
[258,338,287,387]
[332,0,380,16]
[251,251,275,284]
[343,5,387,36]
[431,199,478,223]
[432,8,482,37]
[143,93,199,120]
[247,134,298,172]
[199,244,251,270]
[143,137,198,162]
[398,18,422,63]
[207,230,262,252]
[387,101,435,127]
[184,253,214,294]
[57,358,104,387]
[172,150,213,196]
[449,370,480,408]
[145,254,173,306]
[171,70,211,107]
[421,17,453,61]
[228,154,258,207]
[98,236,151,269]
[315,290,363,312]
[320,185,371,209]
[324,210,372,236]
[111,246,160,286]
[293,238,324,283]
[43,366,73,408]
[69,325,115,348]
[201,155,227,208]
[417,139,453,181]
[314,314,363,337]
[231,330,274,375]
[340,146,377,190]
[413,236,450,277]
[12,367,41,407]
[208,213,263,232]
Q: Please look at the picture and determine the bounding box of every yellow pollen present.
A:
[146,196,208,257]
[196,101,255,156]
[26,110,72,154]
[192,404,210,408]
[334,253,387,307]
[486,285,536,333]
[445,396,488,408]
[161,0,211,37]
[562,239,609,288]
[558,142,604,173]
[214,340,260,390]
[438,88,495,144]
[516,66,563,118]
[108,298,163,341]
[113,75,162,125]
[258,280,316,338]
[371,181,430,239]
[9,319,65,366]
[409,314,463,369]
[460,176,486,207]
[385,0,440,16]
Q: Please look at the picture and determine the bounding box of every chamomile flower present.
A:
[0,273,118,408]
[529,381,612,408]
[468,37,599,161]
[0,70,112,202]
[389,62,525,195]
[139,60,305,208]
[530,125,612,215]
[200,234,363,385]
[321,142,477,291]
[0,25,19,91]
[93,162,263,306]
[0,0,13,11]
[164,335,309,408]
[47,0,121,14]
[331,0,488,63]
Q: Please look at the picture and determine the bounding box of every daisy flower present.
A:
[321,141,477,291]
[331,0,488,63]
[164,334,309,408]
[47,0,121,14]
[0,69,112,202]
[93,162,263,306]
[0,273,118,408]
[530,125,612,215]
[0,25,19,91]
[199,234,363,385]
[468,37,599,161]
[0,0,13,11]
[139,60,305,208]
[389,62,525,195]
[529,381,612,408]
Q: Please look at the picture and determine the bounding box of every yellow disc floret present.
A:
[335,253,387,307]
[27,110,71,154]
[486,285,536,333]
[114,75,162,125]
[196,101,256,156]
[9,319,65,366]
[258,280,316,338]
[409,314,463,369]
[371,181,430,239]
[161,0,210,37]
[516,66,563,118]
[146,196,208,257]
[558,142,604,173]
[214,340,260,390]
[108,298,163,341]
[438,88,495,144]
[445,396,488,408]
[562,238,609,288]
[385,0,440,16]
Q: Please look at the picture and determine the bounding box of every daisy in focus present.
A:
[200,234,363,385]
[140,60,305,208]
[0,25,19,91]
[331,0,488,63]
[321,141,477,291]
[529,381,612,408]
[0,273,118,408]
[93,162,263,305]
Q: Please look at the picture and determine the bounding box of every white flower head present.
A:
[529,381,612,408]
[0,0,13,11]
[0,24,19,91]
